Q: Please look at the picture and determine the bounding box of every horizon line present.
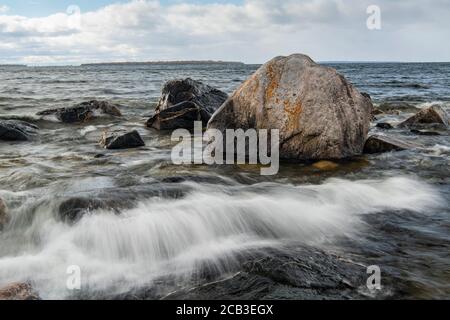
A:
[1,60,450,67]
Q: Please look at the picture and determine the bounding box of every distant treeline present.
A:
[81,60,245,66]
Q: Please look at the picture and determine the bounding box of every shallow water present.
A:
[0,63,449,299]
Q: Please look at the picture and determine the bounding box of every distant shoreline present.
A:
[80,60,246,66]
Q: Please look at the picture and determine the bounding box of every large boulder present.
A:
[0,283,40,300]
[99,130,145,150]
[37,100,122,124]
[363,135,419,154]
[398,105,449,129]
[147,78,228,130]
[208,54,373,160]
[0,120,38,141]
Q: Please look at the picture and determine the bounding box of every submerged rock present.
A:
[0,283,40,300]
[148,78,228,130]
[0,120,38,141]
[58,197,112,223]
[377,102,420,114]
[0,197,10,229]
[312,160,339,171]
[376,122,393,130]
[410,129,441,136]
[208,54,373,160]
[37,100,122,124]
[363,135,419,154]
[399,105,449,129]
[100,130,145,150]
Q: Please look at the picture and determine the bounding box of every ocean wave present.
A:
[0,176,443,299]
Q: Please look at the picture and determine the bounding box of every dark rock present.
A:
[364,135,419,154]
[399,105,449,129]
[0,283,40,300]
[163,246,368,300]
[372,109,385,116]
[208,54,373,160]
[58,197,110,223]
[0,120,38,141]
[156,78,228,116]
[146,101,203,130]
[37,100,122,124]
[148,78,228,130]
[100,130,145,150]
[410,129,441,136]
[0,197,10,229]
[376,122,393,130]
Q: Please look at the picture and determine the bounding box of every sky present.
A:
[0,0,449,65]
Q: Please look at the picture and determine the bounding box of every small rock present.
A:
[37,100,122,124]
[399,105,449,129]
[363,135,419,154]
[372,109,385,116]
[0,120,38,141]
[100,130,145,150]
[0,197,10,229]
[312,160,339,171]
[376,122,393,130]
[0,283,40,300]
[378,102,420,114]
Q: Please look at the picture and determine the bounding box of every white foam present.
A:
[0,176,443,299]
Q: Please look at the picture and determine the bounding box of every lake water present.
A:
[0,62,449,299]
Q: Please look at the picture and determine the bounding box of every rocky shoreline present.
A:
[0,54,449,300]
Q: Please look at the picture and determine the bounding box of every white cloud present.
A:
[0,0,449,65]
[0,5,9,14]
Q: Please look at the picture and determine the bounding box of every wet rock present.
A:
[0,120,38,141]
[312,161,339,171]
[156,78,228,116]
[399,105,449,129]
[59,197,110,223]
[146,101,204,130]
[363,135,419,154]
[37,100,122,124]
[0,283,40,300]
[163,247,367,300]
[0,197,10,229]
[208,54,373,160]
[378,102,420,114]
[148,78,228,130]
[410,129,441,136]
[376,122,393,130]
[372,109,385,116]
[100,130,145,150]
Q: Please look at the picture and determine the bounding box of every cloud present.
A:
[0,0,449,65]
[0,5,9,14]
